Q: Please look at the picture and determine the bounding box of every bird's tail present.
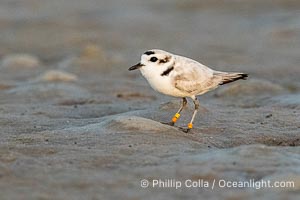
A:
[214,71,248,85]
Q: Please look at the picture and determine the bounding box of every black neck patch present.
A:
[161,66,174,76]
[159,56,171,64]
[144,51,155,55]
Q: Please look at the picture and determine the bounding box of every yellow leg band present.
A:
[172,113,180,123]
[188,123,193,129]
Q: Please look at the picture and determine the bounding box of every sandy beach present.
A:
[0,0,299,199]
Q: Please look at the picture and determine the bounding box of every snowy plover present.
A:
[129,49,248,132]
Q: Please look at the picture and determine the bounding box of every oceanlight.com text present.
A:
[140,178,295,190]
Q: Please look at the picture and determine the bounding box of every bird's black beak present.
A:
[129,63,144,71]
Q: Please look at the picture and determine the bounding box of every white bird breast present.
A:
[140,67,188,97]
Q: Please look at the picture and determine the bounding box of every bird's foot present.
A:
[179,123,193,133]
[178,127,192,133]
[161,113,181,126]
[161,121,175,126]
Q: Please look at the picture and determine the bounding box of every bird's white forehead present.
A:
[144,49,170,55]
[141,49,172,60]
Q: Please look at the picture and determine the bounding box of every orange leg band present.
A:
[172,113,180,123]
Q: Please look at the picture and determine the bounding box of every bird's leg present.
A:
[162,97,187,126]
[171,97,187,125]
[182,97,199,133]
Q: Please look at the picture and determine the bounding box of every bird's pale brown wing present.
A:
[172,60,218,95]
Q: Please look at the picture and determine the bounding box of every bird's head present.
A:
[129,49,175,77]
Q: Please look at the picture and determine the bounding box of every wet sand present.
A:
[0,0,299,199]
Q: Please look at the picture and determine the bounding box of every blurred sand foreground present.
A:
[0,0,299,199]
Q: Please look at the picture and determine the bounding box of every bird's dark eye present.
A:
[150,57,158,62]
